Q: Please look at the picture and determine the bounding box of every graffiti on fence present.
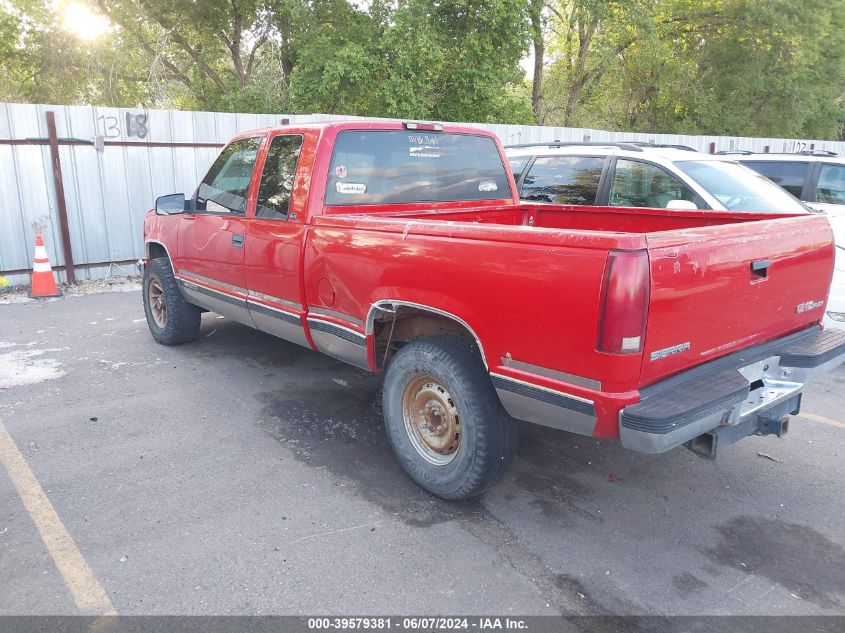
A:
[96,112,148,139]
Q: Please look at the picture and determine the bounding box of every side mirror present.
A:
[665,199,698,211]
[156,193,186,215]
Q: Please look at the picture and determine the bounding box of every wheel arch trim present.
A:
[365,299,488,370]
[144,240,174,261]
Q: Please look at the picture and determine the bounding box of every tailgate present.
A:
[640,215,834,386]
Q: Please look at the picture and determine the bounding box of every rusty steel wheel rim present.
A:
[402,375,461,466]
[148,278,166,328]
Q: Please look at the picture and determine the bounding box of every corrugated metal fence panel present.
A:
[0,106,29,273]
[4,103,845,282]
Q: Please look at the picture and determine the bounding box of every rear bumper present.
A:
[620,326,845,454]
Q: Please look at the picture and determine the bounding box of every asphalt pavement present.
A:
[1,288,843,616]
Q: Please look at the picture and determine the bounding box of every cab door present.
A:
[175,136,262,325]
[244,133,311,347]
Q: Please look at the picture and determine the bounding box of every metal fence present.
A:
[2,102,844,285]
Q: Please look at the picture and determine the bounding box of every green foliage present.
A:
[288,0,534,124]
[539,0,845,139]
[0,0,151,106]
[0,0,533,123]
[3,0,845,137]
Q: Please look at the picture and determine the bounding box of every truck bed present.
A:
[310,203,834,409]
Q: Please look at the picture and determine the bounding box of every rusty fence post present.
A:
[45,111,76,284]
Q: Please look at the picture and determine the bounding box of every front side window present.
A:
[740,161,809,198]
[816,164,845,205]
[609,159,696,208]
[676,160,809,213]
[324,131,511,206]
[520,156,605,204]
[197,137,261,213]
[255,135,303,220]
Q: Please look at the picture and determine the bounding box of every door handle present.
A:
[231,233,244,248]
[751,259,770,279]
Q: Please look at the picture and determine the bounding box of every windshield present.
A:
[676,160,809,214]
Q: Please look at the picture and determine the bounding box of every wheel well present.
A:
[372,305,483,369]
[147,242,168,260]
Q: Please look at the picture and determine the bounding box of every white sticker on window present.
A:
[336,182,367,194]
[408,134,441,158]
[478,180,498,192]
[409,146,441,158]
[335,164,347,178]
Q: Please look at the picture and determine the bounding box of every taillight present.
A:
[596,250,650,354]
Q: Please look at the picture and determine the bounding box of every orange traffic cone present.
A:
[30,234,62,298]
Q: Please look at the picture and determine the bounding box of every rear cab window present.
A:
[324,130,512,205]
[520,156,605,204]
[741,161,809,198]
[255,135,304,220]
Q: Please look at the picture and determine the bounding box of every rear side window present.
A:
[816,164,845,204]
[520,156,604,204]
[609,159,696,208]
[741,161,809,198]
[197,137,261,213]
[324,131,511,205]
[255,135,303,220]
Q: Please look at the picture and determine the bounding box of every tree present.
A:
[1,0,534,122]
[677,0,845,138]
[93,0,300,112]
[527,0,545,122]
[0,0,152,106]
[288,0,534,123]
[285,0,384,115]
[421,0,532,123]
[537,0,845,139]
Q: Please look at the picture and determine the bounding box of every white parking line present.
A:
[0,418,116,615]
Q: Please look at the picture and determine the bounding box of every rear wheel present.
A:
[142,257,201,345]
[383,336,517,500]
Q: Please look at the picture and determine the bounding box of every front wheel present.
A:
[142,257,201,345]
[382,336,517,500]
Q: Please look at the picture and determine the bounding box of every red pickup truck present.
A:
[142,120,845,499]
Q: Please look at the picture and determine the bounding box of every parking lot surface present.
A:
[1,289,843,616]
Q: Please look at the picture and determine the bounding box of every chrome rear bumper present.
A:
[619,327,845,455]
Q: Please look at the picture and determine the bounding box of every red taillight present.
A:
[596,250,650,354]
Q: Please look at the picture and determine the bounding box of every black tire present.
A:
[382,335,517,500]
[142,257,201,345]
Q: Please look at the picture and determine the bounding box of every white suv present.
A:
[505,142,843,329]
[505,142,810,214]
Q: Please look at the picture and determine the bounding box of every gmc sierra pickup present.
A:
[142,120,845,499]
